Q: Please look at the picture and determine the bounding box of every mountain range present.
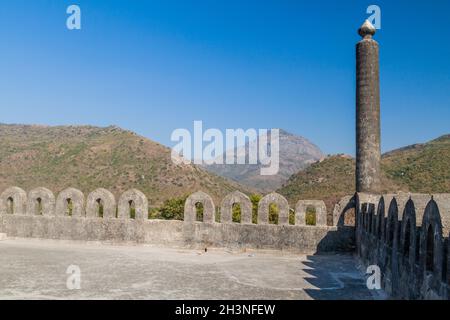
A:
[1,123,448,215]
[203,129,324,192]
[0,124,247,207]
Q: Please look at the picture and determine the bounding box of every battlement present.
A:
[5,186,448,298]
[0,187,354,253]
[356,192,450,299]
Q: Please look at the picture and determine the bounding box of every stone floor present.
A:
[0,238,383,300]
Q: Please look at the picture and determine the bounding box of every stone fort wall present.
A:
[356,192,450,299]
[2,186,449,299]
[0,186,354,253]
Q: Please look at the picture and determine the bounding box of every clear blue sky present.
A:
[1,0,449,155]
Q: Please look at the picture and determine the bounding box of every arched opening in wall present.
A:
[268,203,279,225]
[96,198,104,218]
[232,203,241,223]
[364,210,369,232]
[343,208,355,227]
[415,227,421,266]
[442,238,448,283]
[368,207,373,234]
[375,201,384,239]
[6,197,14,214]
[305,206,316,226]
[377,213,384,240]
[377,217,383,240]
[426,225,434,273]
[397,221,403,250]
[388,216,395,247]
[35,197,43,215]
[128,200,136,219]
[289,208,295,225]
[359,205,365,230]
[195,202,204,222]
[65,198,73,216]
[404,219,411,258]
[361,205,366,230]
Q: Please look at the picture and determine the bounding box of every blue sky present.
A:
[1,0,449,155]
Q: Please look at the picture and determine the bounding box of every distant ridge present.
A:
[0,123,249,206]
[204,129,324,192]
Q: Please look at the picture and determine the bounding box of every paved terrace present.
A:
[0,239,382,300]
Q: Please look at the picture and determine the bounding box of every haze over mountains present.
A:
[0,124,247,206]
[204,129,324,192]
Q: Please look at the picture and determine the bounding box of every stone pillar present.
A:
[356,20,381,193]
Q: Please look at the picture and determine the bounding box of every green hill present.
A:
[278,135,450,212]
[0,124,249,207]
[382,135,450,193]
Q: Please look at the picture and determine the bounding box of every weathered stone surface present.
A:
[295,200,327,226]
[2,185,448,301]
[419,200,445,291]
[55,188,85,217]
[333,195,356,226]
[400,199,417,264]
[0,239,372,300]
[385,198,399,247]
[257,193,289,225]
[356,193,450,300]
[0,186,358,253]
[374,196,385,240]
[118,189,148,220]
[432,194,450,235]
[184,191,215,223]
[220,191,252,224]
[86,188,116,219]
[0,187,27,215]
[356,19,381,194]
[0,214,355,253]
[26,187,55,216]
[356,193,380,212]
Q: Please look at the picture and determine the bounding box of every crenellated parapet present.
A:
[0,186,355,253]
[257,192,289,225]
[184,191,216,223]
[86,188,116,218]
[118,189,148,220]
[27,187,56,216]
[0,187,27,215]
[220,191,252,224]
[296,200,327,226]
[55,188,85,217]
[356,192,450,300]
[0,186,338,226]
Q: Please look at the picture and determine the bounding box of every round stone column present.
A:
[356,20,381,193]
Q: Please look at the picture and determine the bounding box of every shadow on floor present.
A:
[302,253,375,300]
